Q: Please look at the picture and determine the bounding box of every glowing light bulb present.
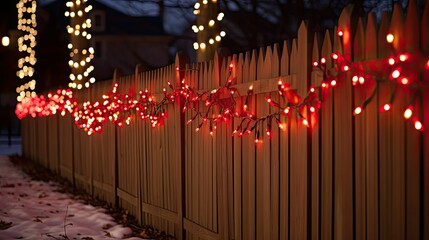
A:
[404,107,412,119]
[354,107,362,115]
[381,103,391,112]
[391,69,400,78]
[388,57,395,65]
[401,77,409,85]
[414,120,423,131]
[2,36,10,47]
[386,33,394,43]
[302,118,309,127]
[399,54,407,62]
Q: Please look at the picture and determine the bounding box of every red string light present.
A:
[312,32,428,132]
[16,64,320,139]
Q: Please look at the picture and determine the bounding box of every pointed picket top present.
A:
[353,17,365,61]
[271,43,280,78]
[333,26,344,56]
[289,38,299,90]
[290,38,298,75]
[404,0,419,51]
[208,60,215,90]
[390,4,405,51]
[311,33,322,87]
[312,33,319,64]
[280,40,290,76]
[264,45,273,79]
[257,47,266,80]
[134,64,145,92]
[378,11,391,58]
[297,21,308,53]
[231,54,238,84]
[243,51,251,83]
[250,49,258,82]
[422,0,429,51]
[321,30,333,67]
[175,52,189,87]
[338,4,354,58]
[214,51,221,87]
[237,53,244,84]
[203,61,209,90]
[365,13,377,60]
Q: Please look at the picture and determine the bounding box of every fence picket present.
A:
[279,40,290,240]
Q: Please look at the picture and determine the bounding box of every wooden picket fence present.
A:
[21,2,429,240]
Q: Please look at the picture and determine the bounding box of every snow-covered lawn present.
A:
[0,156,143,240]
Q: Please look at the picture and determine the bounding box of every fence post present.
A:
[113,68,123,208]
[175,52,189,240]
[134,64,145,224]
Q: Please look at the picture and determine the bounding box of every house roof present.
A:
[43,0,166,36]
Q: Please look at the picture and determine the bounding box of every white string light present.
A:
[16,0,38,102]
[66,0,95,89]
[192,0,226,50]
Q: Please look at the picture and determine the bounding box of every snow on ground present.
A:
[0,156,143,240]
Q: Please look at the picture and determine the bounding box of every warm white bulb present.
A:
[1,36,10,47]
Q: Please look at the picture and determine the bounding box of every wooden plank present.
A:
[141,202,178,224]
[390,4,407,240]
[364,13,379,240]
[334,7,354,240]
[183,218,219,240]
[403,1,422,239]
[377,10,394,240]
[256,46,270,240]
[353,17,367,240]
[117,188,137,206]
[320,29,334,240]
[289,22,309,240]
[310,33,320,240]
[233,53,243,240]
[279,40,290,240]
[422,2,429,239]
[270,43,280,240]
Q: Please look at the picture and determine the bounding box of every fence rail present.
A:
[21,2,429,240]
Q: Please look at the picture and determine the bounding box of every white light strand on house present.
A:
[16,0,38,102]
[192,0,226,50]
[65,0,95,90]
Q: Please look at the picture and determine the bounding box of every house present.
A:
[44,0,173,81]
[88,1,173,80]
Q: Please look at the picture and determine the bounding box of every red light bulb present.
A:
[354,107,362,115]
